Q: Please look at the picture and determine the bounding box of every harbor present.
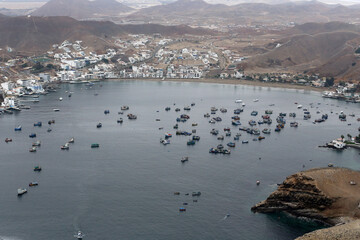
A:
[0,80,359,240]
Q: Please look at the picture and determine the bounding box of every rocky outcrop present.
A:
[252,168,360,239]
[251,171,335,223]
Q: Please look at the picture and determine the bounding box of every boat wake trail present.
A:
[220,214,231,221]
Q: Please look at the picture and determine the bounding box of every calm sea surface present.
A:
[0,80,359,240]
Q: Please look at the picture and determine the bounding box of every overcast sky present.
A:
[2,0,360,6]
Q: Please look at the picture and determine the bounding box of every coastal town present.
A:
[1,35,360,112]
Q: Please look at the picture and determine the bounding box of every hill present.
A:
[240,22,360,81]
[0,16,215,53]
[32,0,133,20]
[128,0,360,25]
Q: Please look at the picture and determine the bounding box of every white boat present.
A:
[331,140,346,149]
[253,99,259,102]
[235,99,242,103]
[74,231,85,239]
[59,97,63,101]
[297,105,303,109]
[242,103,246,107]
[17,188,27,196]
[53,109,60,112]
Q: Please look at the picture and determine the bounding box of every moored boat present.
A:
[34,165,42,171]
[17,188,27,196]
[74,231,85,239]
[32,140,41,147]
[29,182,38,187]
[5,138,12,143]
[29,133,36,138]
[91,143,100,148]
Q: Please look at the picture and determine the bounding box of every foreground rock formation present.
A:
[252,168,360,239]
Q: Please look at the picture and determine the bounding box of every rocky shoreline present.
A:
[252,168,360,239]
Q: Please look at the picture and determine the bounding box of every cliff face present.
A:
[252,168,360,225]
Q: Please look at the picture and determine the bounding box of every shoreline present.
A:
[104,78,328,93]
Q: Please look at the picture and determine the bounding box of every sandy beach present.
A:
[105,78,328,93]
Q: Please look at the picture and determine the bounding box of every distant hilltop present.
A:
[32,0,133,20]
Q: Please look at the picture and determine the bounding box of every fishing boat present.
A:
[160,138,170,145]
[234,108,243,114]
[290,122,298,127]
[48,120,55,125]
[232,120,241,126]
[253,99,259,102]
[14,125,22,131]
[220,108,227,113]
[117,118,123,123]
[175,108,181,112]
[74,231,85,239]
[184,106,191,111]
[258,136,265,140]
[53,109,60,112]
[179,208,186,212]
[187,140,196,145]
[165,133,172,139]
[17,188,27,196]
[249,120,257,126]
[173,124,179,129]
[227,142,235,147]
[235,99,242,103]
[226,132,231,137]
[217,135,224,140]
[265,110,273,114]
[29,133,36,138]
[32,141,41,147]
[242,140,249,144]
[262,129,271,134]
[192,192,201,196]
[68,137,75,143]
[127,114,137,120]
[61,143,70,150]
[181,157,189,163]
[251,111,258,116]
[91,143,100,148]
[165,107,171,111]
[121,106,129,111]
[192,135,200,141]
[29,147,37,152]
[34,166,42,171]
[96,123,102,128]
[47,128,52,132]
[210,129,219,135]
[104,110,110,114]
[34,121,42,127]
[204,113,210,118]
[5,138,12,143]
[29,182,38,187]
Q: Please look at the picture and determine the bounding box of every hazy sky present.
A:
[2,0,360,6]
